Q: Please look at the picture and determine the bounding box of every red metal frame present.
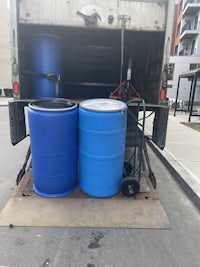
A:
[109,80,141,101]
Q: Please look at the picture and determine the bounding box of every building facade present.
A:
[168,0,200,103]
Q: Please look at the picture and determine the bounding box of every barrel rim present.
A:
[29,98,77,112]
[79,98,127,112]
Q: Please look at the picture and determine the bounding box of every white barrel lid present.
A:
[79,98,127,112]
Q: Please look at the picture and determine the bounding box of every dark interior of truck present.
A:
[19,24,165,103]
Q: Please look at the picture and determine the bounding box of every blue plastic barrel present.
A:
[79,98,127,198]
[32,34,62,98]
[28,99,78,197]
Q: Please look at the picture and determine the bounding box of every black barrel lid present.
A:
[29,98,77,111]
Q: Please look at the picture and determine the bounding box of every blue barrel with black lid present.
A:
[28,98,78,197]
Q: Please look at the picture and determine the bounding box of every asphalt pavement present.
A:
[0,97,200,266]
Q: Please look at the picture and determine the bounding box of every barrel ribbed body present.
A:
[28,99,78,197]
[79,99,127,198]
[32,34,62,98]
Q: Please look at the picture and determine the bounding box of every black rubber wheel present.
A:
[120,177,140,197]
[123,161,132,177]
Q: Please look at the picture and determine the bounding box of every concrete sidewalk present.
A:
[145,110,200,201]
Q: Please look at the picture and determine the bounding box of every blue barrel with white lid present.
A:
[79,98,127,198]
[28,98,78,197]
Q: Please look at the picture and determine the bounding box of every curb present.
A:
[147,138,200,212]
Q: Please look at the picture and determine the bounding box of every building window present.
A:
[176,23,181,37]
[175,46,178,56]
[194,15,198,30]
[168,63,175,80]
[180,0,184,13]
[190,63,200,70]
[191,39,196,55]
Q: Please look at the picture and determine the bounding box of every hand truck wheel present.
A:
[120,177,140,197]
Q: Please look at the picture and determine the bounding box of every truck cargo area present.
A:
[19,24,165,103]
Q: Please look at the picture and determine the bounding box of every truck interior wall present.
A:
[19,24,165,103]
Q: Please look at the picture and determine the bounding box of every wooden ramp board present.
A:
[0,171,170,229]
